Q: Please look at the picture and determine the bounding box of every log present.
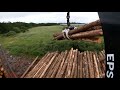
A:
[39,52,58,78]
[50,52,65,78]
[25,52,50,78]
[45,52,62,78]
[33,52,56,78]
[79,52,83,78]
[56,48,73,78]
[78,37,101,43]
[54,20,101,40]
[73,50,78,78]
[70,29,103,39]
[94,52,103,78]
[28,52,52,78]
[53,32,62,37]
[55,50,68,78]
[93,53,100,78]
[87,26,102,31]
[21,56,39,78]
[87,51,94,78]
[65,49,74,78]
[102,62,106,73]
[90,51,95,78]
[82,54,85,78]
[70,49,78,78]
[98,51,105,62]
[84,51,89,78]
[77,51,80,78]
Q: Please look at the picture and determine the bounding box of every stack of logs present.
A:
[23,48,105,78]
[53,20,103,43]
[0,59,5,78]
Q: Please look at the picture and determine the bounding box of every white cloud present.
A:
[0,12,99,23]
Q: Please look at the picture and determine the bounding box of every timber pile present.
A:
[0,66,6,78]
[0,59,5,78]
[53,20,103,43]
[23,48,105,78]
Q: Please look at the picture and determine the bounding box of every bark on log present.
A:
[25,52,50,78]
[32,52,55,78]
[87,51,94,78]
[79,52,83,78]
[87,26,102,31]
[84,51,89,78]
[39,52,58,78]
[69,29,103,39]
[55,50,68,78]
[53,32,62,37]
[65,49,74,78]
[50,52,65,78]
[44,53,62,78]
[70,49,78,78]
[53,26,102,38]
[93,53,100,78]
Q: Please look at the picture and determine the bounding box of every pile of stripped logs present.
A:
[53,20,103,43]
[0,66,5,78]
[0,59,3,78]
[22,48,105,78]
[0,58,6,78]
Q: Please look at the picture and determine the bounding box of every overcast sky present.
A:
[0,12,99,23]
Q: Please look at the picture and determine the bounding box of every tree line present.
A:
[0,22,60,36]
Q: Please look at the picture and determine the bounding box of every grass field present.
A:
[0,25,105,58]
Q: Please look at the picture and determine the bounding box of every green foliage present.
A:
[4,31,17,36]
[12,27,21,33]
[6,40,104,57]
[0,22,61,35]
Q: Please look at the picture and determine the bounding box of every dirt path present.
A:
[0,47,34,77]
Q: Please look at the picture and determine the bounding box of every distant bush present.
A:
[12,27,21,33]
[4,31,16,36]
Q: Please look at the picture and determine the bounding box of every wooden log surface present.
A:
[53,25,102,38]
[39,52,58,78]
[87,26,102,31]
[70,49,78,78]
[70,29,103,39]
[93,53,100,78]
[87,51,94,78]
[50,52,65,78]
[65,49,74,78]
[33,52,56,78]
[24,48,105,78]
[55,50,68,78]
[44,52,62,78]
[25,52,50,78]
[54,20,101,40]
